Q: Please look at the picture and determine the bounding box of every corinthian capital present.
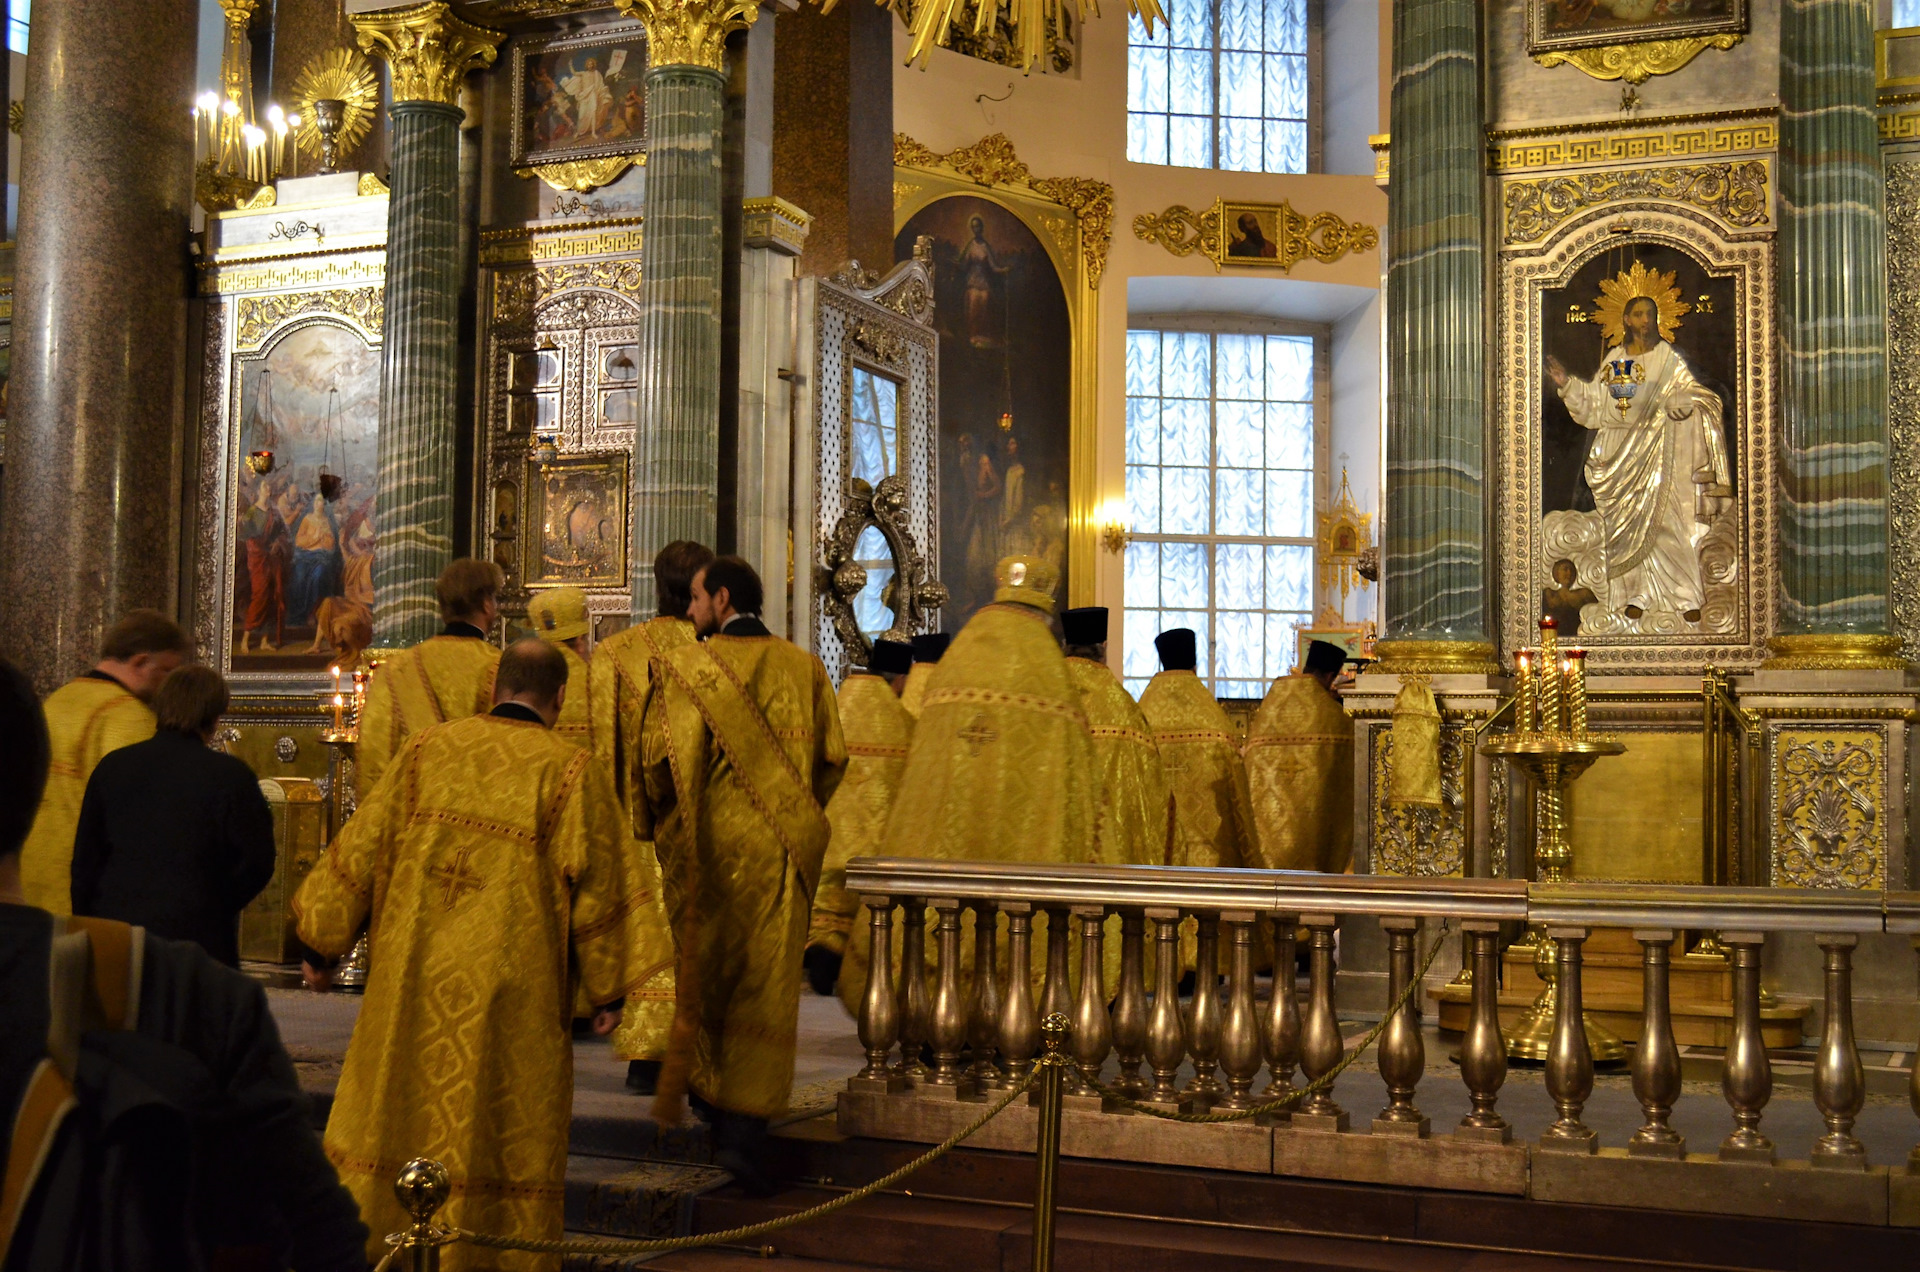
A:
[352,2,505,106]
[616,0,762,73]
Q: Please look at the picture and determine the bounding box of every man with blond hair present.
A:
[355,558,504,797]
[19,609,192,913]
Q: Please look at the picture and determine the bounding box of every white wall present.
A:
[1328,271,1380,627]
[1321,0,1380,178]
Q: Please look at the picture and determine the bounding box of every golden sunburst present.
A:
[1592,259,1689,347]
[291,47,380,165]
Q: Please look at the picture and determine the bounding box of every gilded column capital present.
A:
[352,2,504,107]
[616,0,761,74]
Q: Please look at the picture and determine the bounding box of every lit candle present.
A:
[1567,648,1588,738]
[331,665,341,696]
[331,692,346,734]
[1514,651,1534,734]
[1537,617,1562,735]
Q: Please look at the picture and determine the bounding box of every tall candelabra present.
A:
[1480,616,1627,1063]
[320,665,372,993]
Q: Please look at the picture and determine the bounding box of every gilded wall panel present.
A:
[1887,157,1920,660]
[1769,726,1887,890]
[1367,721,1467,878]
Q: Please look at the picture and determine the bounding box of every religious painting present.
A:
[1527,0,1746,53]
[229,322,380,674]
[531,454,628,587]
[895,195,1072,625]
[512,27,647,167]
[1538,244,1738,639]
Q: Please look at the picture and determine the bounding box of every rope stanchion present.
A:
[379,921,1451,1264]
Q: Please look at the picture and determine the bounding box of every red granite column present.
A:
[0,0,198,691]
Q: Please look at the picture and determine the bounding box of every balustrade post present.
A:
[1183,913,1224,1104]
[1261,914,1301,1120]
[968,902,1002,1091]
[1143,907,1193,1111]
[1111,911,1150,1096]
[1719,931,1774,1163]
[897,899,930,1082]
[1455,921,1508,1142]
[1539,926,1596,1154]
[1628,929,1684,1158]
[998,903,1039,1088]
[1068,906,1114,1105]
[1217,911,1261,1111]
[1040,907,1073,1028]
[1910,935,1920,1172]
[850,895,904,1093]
[925,898,970,1093]
[1374,916,1429,1136]
[1295,914,1348,1131]
[1812,933,1867,1169]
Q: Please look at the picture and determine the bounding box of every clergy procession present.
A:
[0,545,1356,1271]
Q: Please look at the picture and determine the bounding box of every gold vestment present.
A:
[811,673,914,956]
[552,642,592,750]
[21,676,155,914]
[1244,675,1354,873]
[356,635,501,798]
[898,661,935,719]
[639,634,847,1119]
[294,713,660,1272]
[1064,657,1171,867]
[1139,670,1254,870]
[589,615,696,1062]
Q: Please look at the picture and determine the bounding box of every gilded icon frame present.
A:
[510,23,650,171]
[1526,0,1746,55]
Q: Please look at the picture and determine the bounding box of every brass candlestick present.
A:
[319,663,372,993]
[1481,617,1626,1064]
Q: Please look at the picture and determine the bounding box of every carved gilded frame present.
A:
[1495,204,1775,672]
[893,133,1108,609]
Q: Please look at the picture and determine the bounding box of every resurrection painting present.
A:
[1528,0,1745,52]
[231,322,379,673]
[895,195,1071,625]
[1539,243,1738,638]
[516,31,647,164]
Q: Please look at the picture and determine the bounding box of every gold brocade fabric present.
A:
[293,714,660,1272]
[1063,658,1171,867]
[811,674,914,957]
[589,616,695,1062]
[20,677,155,913]
[1139,670,1254,870]
[898,662,934,719]
[356,636,501,799]
[1388,677,1443,810]
[639,635,847,1119]
[1245,676,1354,873]
[552,643,592,750]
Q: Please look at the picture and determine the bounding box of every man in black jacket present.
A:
[0,656,367,1272]
[71,664,276,967]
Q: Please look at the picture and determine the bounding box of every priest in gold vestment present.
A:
[638,556,846,1192]
[20,611,190,913]
[1245,639,1354,873]
[356,559,504,798]
[589,540,712,1092]
[295,640,657,1272]
[528,586,594,749]
[1061,607,1170,867]
[1138,628,1254,871]
[899,631,949,719]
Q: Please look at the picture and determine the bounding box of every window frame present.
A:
[1122,313,1332,698]
[1125,0,1325,175]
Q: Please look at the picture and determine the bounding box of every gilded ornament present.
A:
[235,286,385,350]
[493,259,645,325]
[291,48,380,167]
[352,2,504,107]
[1882,110,1920,143]
[1887,159,1920,660]
[1369,640,1500,676]
[7,100,19,136]
[851,321,908,367]
[822,473,948,662]
[1532,35,1742,86]
[358,173,390,198]
[518,156,636,193]
[239,185,278,210]
[614,0,759,73]
[895,0,1158,74]
[1489,110,1775,174]
[1503,160,1769,244]
[742,197,812,255]
[1132,198,1378,274]
[893,132,1115,289]
[1771,729,1885,890]
[1761,634,1908,671]
[1370,726,1465,879]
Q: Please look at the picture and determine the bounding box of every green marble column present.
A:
[1377,0,1492,672]
[1771,0,1900,667]
[354,3,502,647]
[630,64,728,607]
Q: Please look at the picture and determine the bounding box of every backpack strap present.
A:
[0,918,145,1261]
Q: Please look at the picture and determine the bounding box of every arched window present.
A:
[1127,0,1318,173]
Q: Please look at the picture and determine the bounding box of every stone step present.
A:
[565,1153,735,1240]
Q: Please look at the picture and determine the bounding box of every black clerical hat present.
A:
[911,633,951,663]
[1155,627,1197,671]
[869,639,915,677]
[1061,607,1109,647]
[1304,639,1348,676]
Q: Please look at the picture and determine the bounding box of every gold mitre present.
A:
[993,555,1059,613]
[528,586,590,642]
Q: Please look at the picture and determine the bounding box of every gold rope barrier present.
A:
[377,922,1449,1269]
